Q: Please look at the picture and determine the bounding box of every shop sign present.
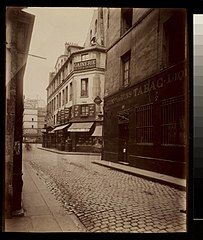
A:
[74,59,96,71]
[105,64,186,106]
[94,96,102,105]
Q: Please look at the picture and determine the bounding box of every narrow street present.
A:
[23,144,186,233]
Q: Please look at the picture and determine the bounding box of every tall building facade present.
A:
[45,8,107,152]
[23,98,46,143]
[103,8,188,178]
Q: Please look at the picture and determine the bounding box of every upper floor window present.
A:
[81,78,88,97]
[59,92,61,108]
[62,89,65,106]
[90,29,92,43]
[121,8,133,35]
[95,19,97,34]
[81,53,89,61]
[32,118,34,121]
[162,12,185,68]
[66,86,68,103]
[100,8,103,19]
[69,82,73,101]
[121,51,131,87]
[107,8,110,28]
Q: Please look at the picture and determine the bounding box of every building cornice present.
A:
[47,46,106,89]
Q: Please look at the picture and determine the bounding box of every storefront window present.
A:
[77,135,93,145]
[161,95,185,145]
[81,105,89,116]
[135,104,153,144]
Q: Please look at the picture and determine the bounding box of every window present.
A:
[62,89,65,106]
[66,86,68,103]
[69,82,72,101]
[32,125,34,128]
[59,92,61,108]
[121,8,133,35]
[161,95,185,145]
[56,95,59,109]
[95,19,97,34]
[70,61,72,72]
[81,78,88,97]
[90,30,92,43]
[81,105,89,116]
[32,118,34,121]
[121,51,131,87]
[107,8,110,28]
[162,12,185,67]
[61,71,64,82]
[135,104,153,144]
[81,53,88,61]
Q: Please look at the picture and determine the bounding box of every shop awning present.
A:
[68,122,94,132]
[53,123,70,132]
[92,125,102,137]
[41,129,47,133]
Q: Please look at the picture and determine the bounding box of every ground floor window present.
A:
[77,134,93,145]
[135,104,153,144]
[161,95,185,145]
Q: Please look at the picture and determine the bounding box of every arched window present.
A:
[95,19,97,34]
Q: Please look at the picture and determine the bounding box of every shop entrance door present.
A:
[118,122,129,163]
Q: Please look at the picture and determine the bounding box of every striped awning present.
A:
[92,125,102,137]
[68,122,94,132]
[53,123,70,132]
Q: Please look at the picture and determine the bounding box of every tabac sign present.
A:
[74,59,96,71]
[105,62,186,107]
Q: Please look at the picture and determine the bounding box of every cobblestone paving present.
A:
[23,145,187,233]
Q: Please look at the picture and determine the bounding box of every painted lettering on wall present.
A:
[105,66,185,106]
[74,59,96,71]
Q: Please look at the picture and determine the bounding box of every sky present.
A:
[23,7,95,102]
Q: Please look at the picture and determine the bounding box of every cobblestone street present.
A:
[23,145,186,233]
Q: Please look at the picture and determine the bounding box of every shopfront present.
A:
[103,61,188,178]
[68,122,95,152]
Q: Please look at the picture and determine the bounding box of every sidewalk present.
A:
[38,146,186,191]
[37,146,101,156]
[4,161,86,232]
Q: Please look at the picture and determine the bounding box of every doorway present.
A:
[118,122,129,162]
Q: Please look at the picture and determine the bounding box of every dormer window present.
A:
[81,53,88,61]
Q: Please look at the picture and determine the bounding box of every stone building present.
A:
[5,7,34,218]
[103,8,188,178]
[23,98,46,143]
[44,8,107,153]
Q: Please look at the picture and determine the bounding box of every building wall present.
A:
[5,7,34,217]
[84,8,108,48]
[46,44,106,128]
[23,100,46,143]
[103,8,188,178]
